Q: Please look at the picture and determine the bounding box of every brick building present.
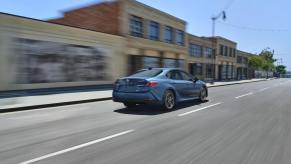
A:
[49,0,256,81]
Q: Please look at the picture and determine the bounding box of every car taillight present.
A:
[146,81,158,87]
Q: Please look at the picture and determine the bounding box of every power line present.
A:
[223,0,237,11]
[218,21,291,32]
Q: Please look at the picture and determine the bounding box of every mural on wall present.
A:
[15,38,111,84]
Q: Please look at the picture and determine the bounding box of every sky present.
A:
[1,0,290,70]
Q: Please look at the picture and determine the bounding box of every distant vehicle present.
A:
[113,68,208,110]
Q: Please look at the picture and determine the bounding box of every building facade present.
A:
[50,0,187,76]
[187,35,215,81]
[0,13,125,91]
[236,50,255,80]
[0,0,260,91]
[50,0,257,81]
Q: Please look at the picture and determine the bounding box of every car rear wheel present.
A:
[199,88,207,102]
[162,90,176,110]
[123,103,136,108]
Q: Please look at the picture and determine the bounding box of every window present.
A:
[180,71,192,81]
[178,60,186,69]
[237,56,243,63]
[243,57,248,65]
[224,46,228,56]
[221,65,227,80]
[205,47,214,58]
[233,49,236,57]
[129,55,142,74]
[143,57,160,68]
[164,26,173,43]
[189,63,203,76]
[228,65,233,79]
[220,45,224,55]
[176,30,184,46]
[148,21,159,40]
[163,58,177,68]
[167,70,182,80]
[130,16,143,37]
[229,48,233,57]
[189,44,203,57]
[206,64,215,78]
[130,69,162,78]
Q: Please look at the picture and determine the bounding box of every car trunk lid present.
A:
[115,78,150,93]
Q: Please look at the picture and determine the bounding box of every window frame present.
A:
[189,44,203,57]
[164,26,173,43]
[129,15,143,38]
[204,47,214,58]
[148,21,160,41]
[179,71,193,81]
[176,30,184,46]
[166,70,183,80]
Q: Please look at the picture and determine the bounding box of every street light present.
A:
[210,11,226,84]
[212,11,226,37]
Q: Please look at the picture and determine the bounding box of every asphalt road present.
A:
[0,78,291,164]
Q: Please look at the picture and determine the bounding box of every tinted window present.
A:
[130,69,162,77]
[167,70,182,80]
[180,71,192,80]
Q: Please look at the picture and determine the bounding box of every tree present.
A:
[259,48,277,64]
[249,55,263,70]
[276,65,287,75]
[259,48,276,78]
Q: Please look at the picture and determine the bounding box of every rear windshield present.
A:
[130,69,163,78]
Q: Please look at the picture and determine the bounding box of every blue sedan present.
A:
[113,68,208,110]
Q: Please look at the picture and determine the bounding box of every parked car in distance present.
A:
[113,68,208,110]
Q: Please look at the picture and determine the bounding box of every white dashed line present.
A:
[259,87,270,92]
[235,92,253,99]
[20,130,135,164]
[178,103,222,117]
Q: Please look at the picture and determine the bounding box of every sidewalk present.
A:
[0,79,270,112]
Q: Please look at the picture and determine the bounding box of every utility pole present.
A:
[211,11,226,84]
[211,11,226,37]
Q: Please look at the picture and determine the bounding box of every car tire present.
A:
[199,87,207,102]
[162,90,176,110]
[123,103,136,108]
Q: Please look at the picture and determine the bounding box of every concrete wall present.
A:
[0,13,125,91]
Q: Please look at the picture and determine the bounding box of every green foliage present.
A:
[276,65,287,74]
[258,47,276,71]
[248,48,277,72]
[259,47,277,63]
[249,56,263,69]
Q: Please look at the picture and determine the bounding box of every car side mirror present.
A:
[193,77,199,83]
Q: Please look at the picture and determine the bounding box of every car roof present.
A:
[142,68,184,71]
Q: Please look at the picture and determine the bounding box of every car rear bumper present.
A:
[112,91,160,104]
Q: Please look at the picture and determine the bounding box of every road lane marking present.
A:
[20,130,135,164]
[235,92,253,99]
[259,87,270,92]
[178,103,222,117]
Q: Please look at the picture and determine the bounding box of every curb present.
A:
[0,79,272,113]
[207,79,269,88]
[0,97,112,113]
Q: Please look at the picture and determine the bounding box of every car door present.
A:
[179,71,197,98]
[166,70,187,97]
